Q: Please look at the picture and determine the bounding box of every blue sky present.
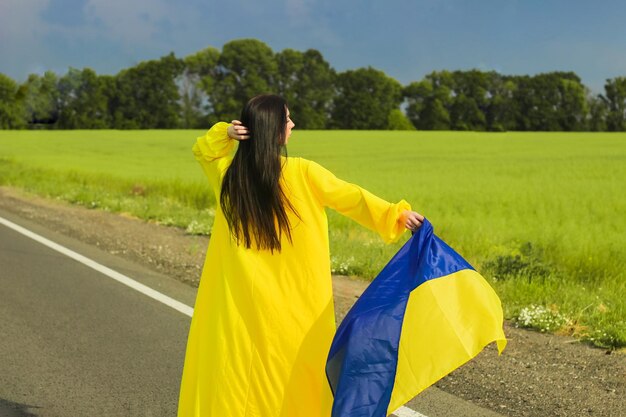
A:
[2,0,626,93]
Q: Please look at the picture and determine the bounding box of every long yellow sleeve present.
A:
[305,160,410,243]
[192,122,238,194]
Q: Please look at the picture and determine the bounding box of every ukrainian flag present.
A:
[326,219,507,417]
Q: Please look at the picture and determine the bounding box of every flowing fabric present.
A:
[178,123,411,417]
[326,219,507,417]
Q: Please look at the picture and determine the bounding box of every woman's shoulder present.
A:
[283,157,334,183]
[285,156,325,167]
[283,156,314,178]
[284,156,309,167]
[286,156,326,172]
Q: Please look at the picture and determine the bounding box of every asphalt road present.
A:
[0,210,195,417]
[0,208,504,417]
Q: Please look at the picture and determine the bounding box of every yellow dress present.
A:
[178,122,411,417]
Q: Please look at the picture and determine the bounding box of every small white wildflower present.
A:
[516,305,567,332]
[186,220,211,235]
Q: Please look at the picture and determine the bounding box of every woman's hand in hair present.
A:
[401,210,425,232]
[227,120,250,141]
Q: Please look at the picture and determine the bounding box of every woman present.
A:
[178,94,424,417]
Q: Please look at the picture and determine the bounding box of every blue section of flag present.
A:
[325,218,474,417]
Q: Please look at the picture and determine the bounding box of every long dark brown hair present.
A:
[220,94,298,252]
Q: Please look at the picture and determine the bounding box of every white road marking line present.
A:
[1,215,429,417]
[393,405,429,417]
[0,216,193,317]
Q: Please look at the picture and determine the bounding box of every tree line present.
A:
[1,39,626,131]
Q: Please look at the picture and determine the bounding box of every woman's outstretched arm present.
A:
[305,160,423,243]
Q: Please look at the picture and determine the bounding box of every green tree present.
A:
[56,68,111,128]
[512,75,535,130]
[210,39,278,122]
[181,47,220,128]
[513,72,588,131]
[557,77,589,131]
[275,49,336,129]
[110,53,184,129]
[0,73,26,129]
[22,71,60,128]
[588,94,607,131]
[332,67,402,129]
[449,70,488,131]
[485,73,517,131]
[602,77,626,131]
[450,93,485,130]
[514,74,556,131]
[387,109,415,130]
[404,72,452,130]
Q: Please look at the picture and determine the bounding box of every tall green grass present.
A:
[1,129,624,348]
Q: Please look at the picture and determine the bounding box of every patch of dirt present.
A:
[1,186,624,417]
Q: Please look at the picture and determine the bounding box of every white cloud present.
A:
[0,0,49,40]
[0,0,50,44]
[279,0,342,49]
[83,0,172,44]
[0,0,54,78]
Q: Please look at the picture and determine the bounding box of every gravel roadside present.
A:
[0,186,623,417]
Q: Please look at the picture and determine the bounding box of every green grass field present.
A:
[1,129,624,348]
